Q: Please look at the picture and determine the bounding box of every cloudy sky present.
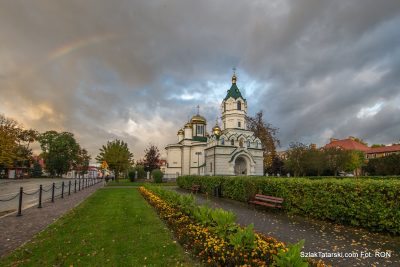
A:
[1,0,399,161]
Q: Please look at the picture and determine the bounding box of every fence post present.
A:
[38,185,43,208]
[61,181,64,198]
[79,178,81,191]
[68,181,71,195]
[17,187,23,216]
[74,180,77,193]
[51,183,55,202]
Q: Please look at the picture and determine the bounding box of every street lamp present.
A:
[195,152,202,175]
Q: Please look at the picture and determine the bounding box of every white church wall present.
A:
[182,146,191,175]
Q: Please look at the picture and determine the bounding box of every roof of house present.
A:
[367,144,400,154]
[324,138,370,152]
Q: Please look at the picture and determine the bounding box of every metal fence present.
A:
[0,178,102,217]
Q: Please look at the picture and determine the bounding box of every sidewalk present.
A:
[0,182,103,257]
[173,188,400,267]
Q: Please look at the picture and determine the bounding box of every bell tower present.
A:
[221,70,247,130]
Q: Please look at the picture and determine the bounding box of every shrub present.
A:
[177,175,400,234]
[152,169,163,183]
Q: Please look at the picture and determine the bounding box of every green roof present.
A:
[224,83,246,101]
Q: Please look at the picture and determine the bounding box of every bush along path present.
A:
[171,187,400,267]
[139,186,328,267]
[177,176,400,234]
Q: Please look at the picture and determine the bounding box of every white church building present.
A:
[165,72,264,177]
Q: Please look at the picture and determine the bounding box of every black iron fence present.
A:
[0,178,102,217]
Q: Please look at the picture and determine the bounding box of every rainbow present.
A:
[48,33,115,61]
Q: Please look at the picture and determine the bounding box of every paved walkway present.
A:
[0,182,103,257]
[173,188,400,267]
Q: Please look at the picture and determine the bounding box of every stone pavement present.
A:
[173,188,400,267]
[0,182,103,257]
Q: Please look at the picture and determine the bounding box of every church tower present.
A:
[221,71,247,130]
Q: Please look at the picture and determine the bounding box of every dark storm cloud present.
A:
[0,0,399,160]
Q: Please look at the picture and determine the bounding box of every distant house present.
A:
[324,137,369,152]
[63,166,100,179]
[325,137,400,159]
[366,144,400,159]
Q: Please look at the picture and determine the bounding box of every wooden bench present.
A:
[190,184,200,194]
[249,194,284,209]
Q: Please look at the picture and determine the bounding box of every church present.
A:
[164,72,264,177]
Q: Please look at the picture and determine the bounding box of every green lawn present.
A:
[0,188,195,267]
[107,179,177,187]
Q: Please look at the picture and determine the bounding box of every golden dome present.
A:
[184,122,192,128]
[177,129,184,135]
[212,124,221,136]
[190,114,207,124]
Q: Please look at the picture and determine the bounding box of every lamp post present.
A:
[195,152,202,175]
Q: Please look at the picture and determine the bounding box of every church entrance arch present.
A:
[234,156,248,175]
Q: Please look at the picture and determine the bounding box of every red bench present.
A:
[249,194,284,209]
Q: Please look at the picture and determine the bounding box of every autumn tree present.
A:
[140,144,161,172]
[96,139,133,181]
[0,114,37,171]
[75,148,91,177]
[246,111,280,173]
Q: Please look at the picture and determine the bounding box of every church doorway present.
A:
[234,156,247,175]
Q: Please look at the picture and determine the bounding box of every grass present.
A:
[107,179,177,187]
[0,188,195,267]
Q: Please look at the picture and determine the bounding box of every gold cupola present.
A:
[212,122,221,136]
[177,129,184,135]
[184,122,192,128]
[190,114,207,124]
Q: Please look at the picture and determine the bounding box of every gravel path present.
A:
[0,182,103,257]
[173,188,400,267]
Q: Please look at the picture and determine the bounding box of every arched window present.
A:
[237,101,241,110]
[247,140,250,147]
[256,141,259,148]
[231,139,234,146]
[197,125,204,136]
[221,138,225,145]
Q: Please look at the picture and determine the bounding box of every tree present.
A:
[96,139,133,181]
[75,148,91,177]
[0,114,37,171]
[30,160,43,178]
[365,154,400,175]
[38,131,80,177]
[371,144,385,148]
[134,165,146,179]
[344,150,365,176]
[246,111,280,172]
[141,144,161,172]
[324,147,348,176]
[284,142,308,176]
[267,155,285,175]
[0,128,17,169]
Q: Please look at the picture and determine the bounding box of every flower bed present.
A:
[139,186,327,266]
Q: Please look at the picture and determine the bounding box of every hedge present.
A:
[177,175,400,234]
